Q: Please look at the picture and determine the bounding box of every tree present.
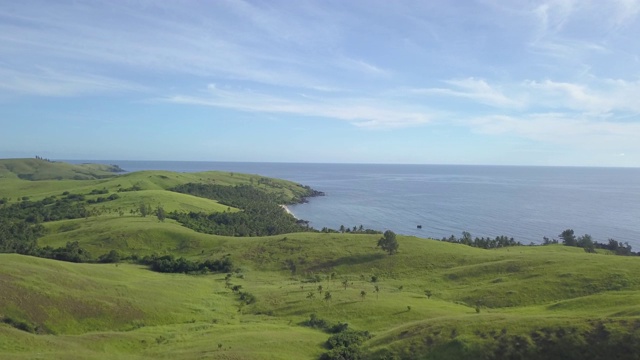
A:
[377,230,399,255]
[360,290,366,301]
[560,229,577,246]
[578,234,595,253]
[461,231,472,245]
[324,291,332,302]
[425,289,433,299]
[374,285,380,299]
[342,279,349,290]
[317,285,323,294]
[156,205,166,222]
[98,249,121,263]
[139,202,149,217]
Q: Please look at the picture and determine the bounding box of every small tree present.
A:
[374,285,380,299]
[342,279,349,290]
[360,290,367,301]
[425,289,433,299]
[578,234,596,253]
[317,285,323,294]
[139,202,148,217]
[156,205,166,222]
[377,230,399,255]
[560,229,577,247]
[324,291,332,302]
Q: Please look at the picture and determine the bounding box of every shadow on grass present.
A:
[310,253,386,271]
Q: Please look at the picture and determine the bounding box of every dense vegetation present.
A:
[550,228,637,255]
[441,231,523,249]
[139,254,234,274]
[171,182,315,206]
[169,183,314,236]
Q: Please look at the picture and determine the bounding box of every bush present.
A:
[98,250,121,263]
[139,254,233,274]
[326,329,371,349]
[1,316,37,333]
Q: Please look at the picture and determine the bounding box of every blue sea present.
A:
[70,161,640,248]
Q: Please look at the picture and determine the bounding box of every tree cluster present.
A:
[301,314,370,360]
[322,225,382,234]
[138,254,234,274]
[172,183,292,208]
[0,195,89,224]
[554,229,636,255]
[441,231,522,249]
[168,183,314,236]
[35,241,92,263]
[0,219,44,254]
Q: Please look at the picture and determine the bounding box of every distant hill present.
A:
[0,158,124,180]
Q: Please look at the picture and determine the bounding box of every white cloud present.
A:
[417,76,640,116]
[0,1,354,92]
[412,77,523,108]
[470,113,640,151]
[0,67,144,96]
[167,85,432,129]
[524,79,640,114]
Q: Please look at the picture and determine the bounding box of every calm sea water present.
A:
[70,160,640,248]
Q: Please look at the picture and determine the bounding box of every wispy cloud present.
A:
[0,67,144,96]
[0,1,371,93]
[470,113,640,150]
[410,78,523,108]
[167,85,432,129]
[416,76,640,115]
[524,79,640,114]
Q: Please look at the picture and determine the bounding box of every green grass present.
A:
[7,233,640,358]
[0,158,121,181]
[2,159,640,359]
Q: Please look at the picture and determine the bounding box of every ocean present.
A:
[70,160,640,248]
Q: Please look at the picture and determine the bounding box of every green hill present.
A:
[0,158,123,181]
[1,159,640,359]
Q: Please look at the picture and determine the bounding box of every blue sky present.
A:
[1,0,639,166]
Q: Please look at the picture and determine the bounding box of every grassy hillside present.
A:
[5,232,640,359]
[2,159,640,359]
[0,158,122,181]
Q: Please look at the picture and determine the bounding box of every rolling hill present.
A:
[1,159,640,359]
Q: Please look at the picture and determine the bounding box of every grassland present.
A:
[1,159,640,359]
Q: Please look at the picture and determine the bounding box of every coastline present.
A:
[280,205,297,219]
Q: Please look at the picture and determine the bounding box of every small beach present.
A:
[280,205,297,219]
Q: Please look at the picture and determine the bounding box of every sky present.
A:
[1,0,640,166]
